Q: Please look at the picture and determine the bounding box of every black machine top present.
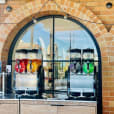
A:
[16,49,40,54]
[16,49,27,53]
[69,49,81,53]
[83,48,94,53]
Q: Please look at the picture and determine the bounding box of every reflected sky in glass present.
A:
[19,19,97,60]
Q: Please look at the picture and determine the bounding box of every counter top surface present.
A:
[0,93,97,107]
[0,98,97,107]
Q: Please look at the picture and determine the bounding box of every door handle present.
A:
[51,104,65,106]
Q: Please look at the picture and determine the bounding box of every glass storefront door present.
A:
[8,15,99,100]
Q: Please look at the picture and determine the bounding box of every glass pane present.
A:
[33,18,53,61]
[13,18,53,61]
[12,18,53,98]
[54,62,70,99]
[55,18,98,60]
[41,61,53,99]
[9,16,99,101]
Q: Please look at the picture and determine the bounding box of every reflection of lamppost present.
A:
[30,26,34,49]
[50,33,53,60]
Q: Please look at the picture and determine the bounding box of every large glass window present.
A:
[11,16,99,100]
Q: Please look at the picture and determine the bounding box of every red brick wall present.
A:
[0,0,114,114]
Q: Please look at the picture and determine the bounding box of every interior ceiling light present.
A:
[32,18,37,24]
[6,6,12,12]
[106,2,112,8]
[64,14,68,19]
[52,0,68,19]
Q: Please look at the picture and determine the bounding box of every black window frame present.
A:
[8,15,102,114]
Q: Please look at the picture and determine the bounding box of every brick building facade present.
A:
[0,0,114,114]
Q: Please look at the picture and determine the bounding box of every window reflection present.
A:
[55,18,98,61]
[12,16,98,100]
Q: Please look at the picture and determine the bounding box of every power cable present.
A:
[68,15,114,26]
[53,0,114,26]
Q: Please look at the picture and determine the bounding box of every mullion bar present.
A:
[52,16,55,97]
[11,60,71,62]
[43,60,70,62]
[11,60,100,62]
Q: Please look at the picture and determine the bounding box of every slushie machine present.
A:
[68,48,96,99]
[13,49,44,98]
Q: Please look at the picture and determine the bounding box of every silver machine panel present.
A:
[14,73,38,91]
[70,74,95,97]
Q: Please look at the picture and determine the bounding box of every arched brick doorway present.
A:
[0,0,109,114]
